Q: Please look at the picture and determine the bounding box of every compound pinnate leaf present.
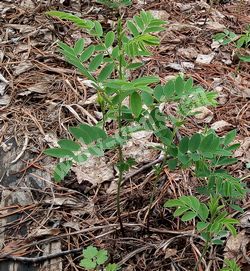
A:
[58,139,81,151]
[80,45,95,62]
[98,63,115,81]
[130,91,142,118]
[179,136,189,154]
[164,199,184,208]
[105,31,115,48]
[189,133,201,152]
[44,148,74,158]
[89,53,104,71]
[46,11,94,29]
[181,211,197,221]
[127,20,140,37]
[53,160,72,182]
[198,203,209,221]
[74,38,84,55]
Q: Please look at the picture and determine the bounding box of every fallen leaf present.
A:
[192,106,214,123]
[196,53,215,64]
[123,131,159,163]
[239,211,250,228]
[224,230,250,260]
[211,120,233,132]
[207,21,226,31]
[14,61,33,76]
[43,197,78,206]
[0,94,11,106]
[234,138,250,163]
[177,47,198,59]
[150,10,170,21]
[72,156,114,186]
[28,228,60,238]
[164,248,177,259]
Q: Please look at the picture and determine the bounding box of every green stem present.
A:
[194,239,210,271]
[116,18,125,234]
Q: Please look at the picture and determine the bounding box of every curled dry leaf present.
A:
[234,137,250,163]
[192,106,214,123]
[177,47,198,59]
[28,228,60,238]
[123,131,159,163]
[163,248,177,259]
[0,95,11,106]
[14,61,33,76]
[0,73,9,95]
[150,10,170,21]
[239,211,250,229]
[196,53,215,65]
[211,120,233,132]
[224,230,250,261]
[43,197,79,207]
[72,156,114,186]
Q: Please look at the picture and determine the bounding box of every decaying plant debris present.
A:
[0,0,249,271]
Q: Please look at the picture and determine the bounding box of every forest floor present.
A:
[0,0,250,270]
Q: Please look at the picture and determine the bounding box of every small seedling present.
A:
[220,259,241,271]
[80,246,119,271]
[213,25,250,62]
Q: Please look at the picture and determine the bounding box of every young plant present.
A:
[45,9,166,231]
[80,246,119,271]
[164,128,246,268]
[220,259,241,271]
[213,25,250,62]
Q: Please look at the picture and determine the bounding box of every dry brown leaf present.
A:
[2,240,29,256]
[235,138,250,163]
[123,131,159,163]
[28,228,60,238]
[192,106,214,123]
[224,230,250,260]
[43,197,78,207]
[150,10,170,21]
[14,61,33,76]
[240,211,250,228]
[211,120,233,132]
[164,248,177,259]
[177,47,198,59]
[0,94,10,106]
[72,156,114,186]
[196,53,215,64]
